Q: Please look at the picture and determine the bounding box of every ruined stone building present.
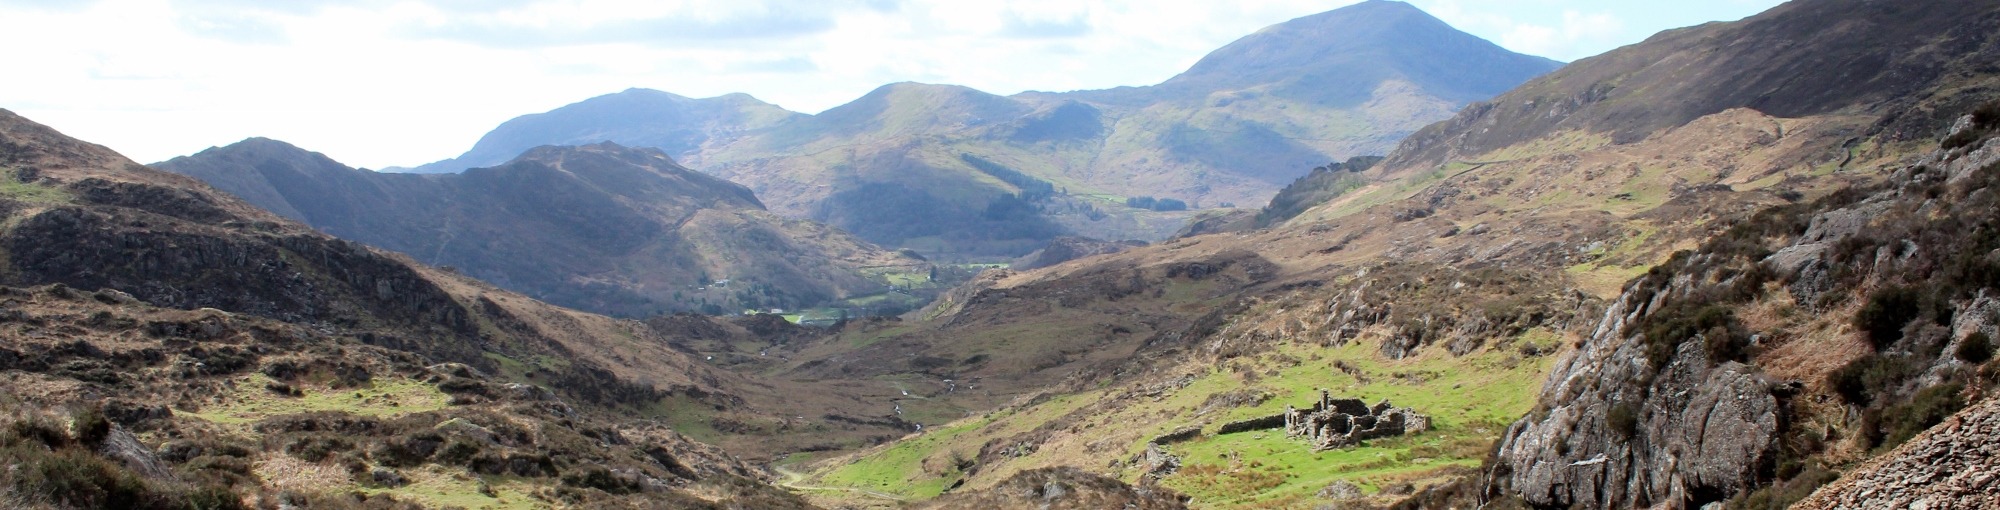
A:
[1284,390,1430,450]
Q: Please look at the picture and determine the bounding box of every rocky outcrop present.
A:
[1488,104,2000,509]
[1284,391,1429,451]
[1138,444,1181,480]
[1794,396,2000,509]
[918,466,1188,510]
[1172,209,1257,238]
[1489,268,1784,509]
[1010,236,1145,271]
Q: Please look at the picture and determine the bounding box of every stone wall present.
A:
[1216,414,1287,435]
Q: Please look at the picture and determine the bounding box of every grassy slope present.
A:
[1291,109,1892,297]
[801,326,1563,508]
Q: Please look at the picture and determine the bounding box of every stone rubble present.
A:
[1793,396,2000,509]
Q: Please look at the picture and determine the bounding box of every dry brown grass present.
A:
[253,455,351,494]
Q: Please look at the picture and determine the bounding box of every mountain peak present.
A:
[1161,0,1559,106]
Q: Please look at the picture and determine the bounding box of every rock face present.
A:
[1284,391,1429,450]
[1794,396,2000,509]
[1489,280,1783,508]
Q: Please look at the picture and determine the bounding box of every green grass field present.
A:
[1151,337,1555,506]
[0,168,71,205]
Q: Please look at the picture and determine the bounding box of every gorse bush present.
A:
[1827,354,1920,406]
[1868,382,1966,450]
[72,406,111,448]
[1957,332,1994,364]
[1638,303,1748,368]
[1855,285,1924,349]
[7,415,73,449]
[1606,403,1640,439]
[1,412,248,510]
[13,447,158,509]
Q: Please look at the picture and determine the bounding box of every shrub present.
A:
[1728,464,1839,510]
[433,439,483,465]
[186,485,249,510]
[5,416,74,448]
[1872,382,1966,450]
[1975,98,2000,128]
[1606,403,1640,439]
[11,447,161,509]
[1704,325,1752,364]
[561,466,641,495]
[71,406,111,447]
[1827,354,1920,406]
[282,436,353,462]
[1639,303,1744,368]
[1957,332,1994,364]
[1854,285,1924,349]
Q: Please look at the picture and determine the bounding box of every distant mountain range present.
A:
[157,139,924,317]
[397,0,1561,257]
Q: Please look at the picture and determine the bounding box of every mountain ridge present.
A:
[406,88,802,174]
[396,1,1562,257]
[158,138,925,317]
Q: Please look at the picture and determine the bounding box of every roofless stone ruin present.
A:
[1284,390,1429,451]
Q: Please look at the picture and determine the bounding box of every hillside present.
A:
[0,108,951,508]
[1487,101,2000,508]
[1374,0,2000,176]
[157,138,927,317]
[739,0,2000,507]
[406,1,1561,257]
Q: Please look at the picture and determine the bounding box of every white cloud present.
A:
[1498,10,1624,61]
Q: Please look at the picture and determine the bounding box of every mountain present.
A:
[157,138,926,317]
[403,88,802,174]
[739,0,2000,507]
[1072,0,1560,108]
[405,1,1561,257]
[0,108,865,507]
[1377,0,2000,175]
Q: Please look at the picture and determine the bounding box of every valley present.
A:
[5,0,2000,509]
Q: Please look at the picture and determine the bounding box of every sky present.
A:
[0,0,1787,169]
